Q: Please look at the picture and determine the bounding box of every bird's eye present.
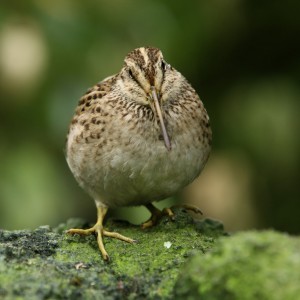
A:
[161,60,170,72]
[128,69,134,79]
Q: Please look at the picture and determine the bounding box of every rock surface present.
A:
[0,208,224,299]
[2,210,298,300]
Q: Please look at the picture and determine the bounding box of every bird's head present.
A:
[120,47,174,150]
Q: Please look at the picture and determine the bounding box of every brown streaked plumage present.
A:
[66,47,212,260]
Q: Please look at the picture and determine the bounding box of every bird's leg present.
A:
[141,203,203,229]
[67,206,135,261]
[141,203,175,229]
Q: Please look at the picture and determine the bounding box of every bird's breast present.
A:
[66,100,211,208]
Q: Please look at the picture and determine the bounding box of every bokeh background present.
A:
[0,1,299,233]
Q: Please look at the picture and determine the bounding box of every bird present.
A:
[65,47,212,260]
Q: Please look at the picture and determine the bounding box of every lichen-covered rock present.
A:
[174,231,300,300]
[0,208,224,299]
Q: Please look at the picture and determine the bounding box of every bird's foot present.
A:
[141,205,175,229]
[67,207,136,261]
[172,204,203,215]
[142,203,203,229]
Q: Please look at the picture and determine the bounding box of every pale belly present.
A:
[67,128,210,208]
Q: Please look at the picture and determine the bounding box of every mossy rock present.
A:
[0,208,224,299]
[174,231,300,300]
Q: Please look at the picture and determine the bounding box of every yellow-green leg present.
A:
[67,206,135,261]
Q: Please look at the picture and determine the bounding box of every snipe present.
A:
[65,47,212,260]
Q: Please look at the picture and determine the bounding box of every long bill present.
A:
[150,86,171,151]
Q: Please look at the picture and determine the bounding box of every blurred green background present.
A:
[0,1,299,233]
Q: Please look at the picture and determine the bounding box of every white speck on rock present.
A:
[164,241,172,249]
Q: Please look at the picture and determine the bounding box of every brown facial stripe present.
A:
[145,47,160,65]
[127,48,146,68]
[145,66,155,86]
[145,47,161,86]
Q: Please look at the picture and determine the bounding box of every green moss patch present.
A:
[0,208,223,299]
[174,231,300,300]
